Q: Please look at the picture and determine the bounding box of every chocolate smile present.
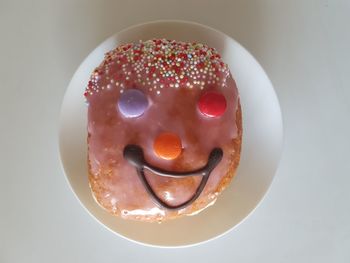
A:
[123,145,223,210]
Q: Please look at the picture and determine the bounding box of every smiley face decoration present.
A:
[85,39,242,222]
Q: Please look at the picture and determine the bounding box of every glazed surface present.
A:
[85,39,242,221]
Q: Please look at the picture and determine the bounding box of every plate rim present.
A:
[58,19,284,248]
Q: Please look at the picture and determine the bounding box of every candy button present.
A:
[198,92,227,117]
[154,132,182,160]
[118,89,148,118]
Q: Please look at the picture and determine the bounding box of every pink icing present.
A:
[85,39,240,221]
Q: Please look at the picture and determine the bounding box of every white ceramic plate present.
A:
[59,20,283,247]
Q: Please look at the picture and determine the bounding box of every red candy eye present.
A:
[198,92,227,117]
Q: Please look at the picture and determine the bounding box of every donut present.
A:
[84,39,242,222]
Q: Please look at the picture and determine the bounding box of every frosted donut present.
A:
[84,39,242,222]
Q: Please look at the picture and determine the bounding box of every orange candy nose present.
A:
[154,132,182,160]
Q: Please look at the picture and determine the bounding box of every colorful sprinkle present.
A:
[85,39,230,97]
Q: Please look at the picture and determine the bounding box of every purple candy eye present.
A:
[118,89,148,118]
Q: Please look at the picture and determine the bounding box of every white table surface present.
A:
[1,0,349,262]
